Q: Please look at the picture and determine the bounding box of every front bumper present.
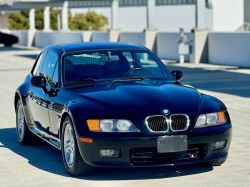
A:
[76,124,232,167]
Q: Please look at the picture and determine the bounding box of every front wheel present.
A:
[61,117,94,176]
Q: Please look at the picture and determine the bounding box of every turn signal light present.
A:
[79,137,93,143]
[217,111,226,124]
[87,119,101,132]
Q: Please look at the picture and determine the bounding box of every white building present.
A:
[70,0,244,32]
[1,0,250,67]
[0,0,245,32]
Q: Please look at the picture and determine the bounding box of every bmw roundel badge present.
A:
[162,109,170,115]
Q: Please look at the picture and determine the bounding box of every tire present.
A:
[4,40,12,46]
[61,116,94,176]
[16,99,40,145]
[200,157,227,166]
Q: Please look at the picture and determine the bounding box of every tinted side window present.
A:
[52,63,59,88]
[33,52,47,76]
[41,51,58,87]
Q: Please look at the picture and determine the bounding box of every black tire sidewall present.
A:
[4,40,12,46]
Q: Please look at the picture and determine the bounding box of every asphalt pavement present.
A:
[0,45,250,187]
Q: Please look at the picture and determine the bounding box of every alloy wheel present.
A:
[64,123,75,168]
[17,104,24,139]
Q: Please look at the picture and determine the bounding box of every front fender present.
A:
[192,94,230,129]
[198,94,227,116]
[64,100,125,138]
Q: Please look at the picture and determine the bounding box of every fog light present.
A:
[213,141,226,150]
[99,149,120,157]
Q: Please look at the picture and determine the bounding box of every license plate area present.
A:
[157,135,188,153]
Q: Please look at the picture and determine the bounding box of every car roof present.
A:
[44,42,149,54]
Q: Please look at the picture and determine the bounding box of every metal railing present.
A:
[236,23,250,32]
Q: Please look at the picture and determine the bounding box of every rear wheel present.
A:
[16,99,40,145]
[200,157,227,166]
[61,116,94,176]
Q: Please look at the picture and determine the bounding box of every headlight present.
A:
[87,119,139,132]
[195,111,226,128]
[100,120,114,131]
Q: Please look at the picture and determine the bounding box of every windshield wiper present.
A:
[64,79,107,85]
[113,77,148,81]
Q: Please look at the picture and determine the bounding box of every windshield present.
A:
[62,49,174,84]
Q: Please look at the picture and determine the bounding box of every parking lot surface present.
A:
[0,45,250,187]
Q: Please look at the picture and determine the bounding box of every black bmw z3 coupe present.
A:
[14,42,232,176]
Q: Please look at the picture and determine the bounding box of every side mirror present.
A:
[30,76,47,94]
[171,70,183,81]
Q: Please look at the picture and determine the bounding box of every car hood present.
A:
[67,80,201,119]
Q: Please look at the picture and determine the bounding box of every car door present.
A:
[41,52,61,138]
[29,51,54,135]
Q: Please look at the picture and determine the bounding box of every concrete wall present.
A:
[9,30,250,68]
[70,2,245,32]
[91,32,110,41]
[35,31,83,48]
[35,31,110,48]
[209,32,250,67]
[213,0,244,31]
[70,5,197,32]
[244,0,250,22]
[206,7,213,31]
[157,32,191,61]
[119,32,145,46]
[10,30,29,46]
[155,5,196,32]
[119,6,147,32]
[190,30,209,64]
[71,6,148,32]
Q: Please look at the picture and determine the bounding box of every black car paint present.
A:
[0,32,19,46]
[15,42,232,167]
